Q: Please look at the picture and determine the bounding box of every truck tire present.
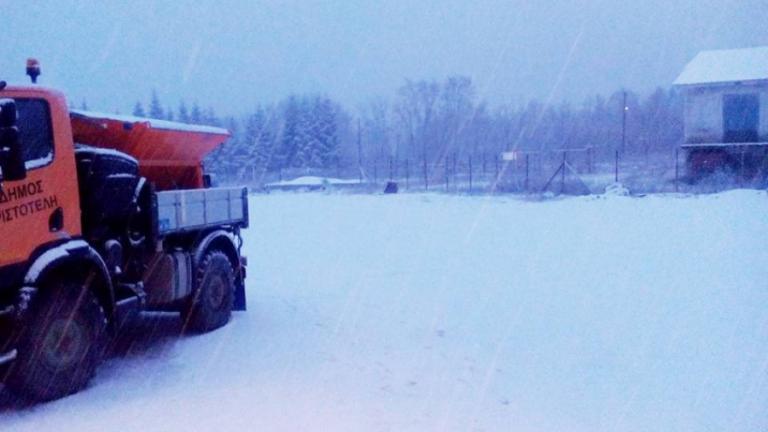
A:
[4,280,107,401]
[182,250,234,333]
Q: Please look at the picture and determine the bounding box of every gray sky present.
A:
[1,0,766,115]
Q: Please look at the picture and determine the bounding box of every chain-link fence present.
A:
[211,146,764,195]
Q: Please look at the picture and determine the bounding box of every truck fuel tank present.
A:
[143,251,193,307]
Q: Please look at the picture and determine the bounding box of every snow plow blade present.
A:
[70,110,230,190]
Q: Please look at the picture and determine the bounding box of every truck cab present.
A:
[0,82,248,402]
[0,87,81,279]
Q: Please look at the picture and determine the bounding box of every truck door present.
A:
[0,92,81,274]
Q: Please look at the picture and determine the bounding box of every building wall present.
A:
[683,82,768,144]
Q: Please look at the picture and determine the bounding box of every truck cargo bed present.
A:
[155,187,248,235]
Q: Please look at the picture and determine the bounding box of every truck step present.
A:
[115,295,143,328]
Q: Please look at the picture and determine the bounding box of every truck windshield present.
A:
[0,98,54,179]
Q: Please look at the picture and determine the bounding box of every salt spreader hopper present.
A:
[69,110,229,190]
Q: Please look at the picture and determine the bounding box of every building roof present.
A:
[674,46,768,86]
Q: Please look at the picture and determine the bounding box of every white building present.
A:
[674,46,768,178]
[675,46,768,144]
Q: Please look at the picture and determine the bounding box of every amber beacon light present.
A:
[26,58,41,84]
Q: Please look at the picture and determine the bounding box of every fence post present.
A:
[561,151,567,192]
[373,159,378,186]
[614,150,619,183]
[443,156,451,192]
[452,153,458,192]
[494,155,500,181]
[405,159,410,189]
[423,156,428,191]
[389,157,394,181]
[587,147,593,174]
[468,155,473,193]
[357,119,363,184]
[525,153,530,192]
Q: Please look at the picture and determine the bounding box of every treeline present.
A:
[362,77,683,163]
[128,77,683,181]
[131,90,221,126]
[128,91,343,177]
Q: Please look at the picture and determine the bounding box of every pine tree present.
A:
[314,97,339,168]
[178,101,190,123]
[244,108,274,170]
[190,102,202,124]
[132,102,146,117]
[203,107,220,126]
[206,116,240,174]
[278,96,302,170]
[292,97,314,168]
[149,90,164,119]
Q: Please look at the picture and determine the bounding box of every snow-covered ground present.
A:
[2,190,768,431]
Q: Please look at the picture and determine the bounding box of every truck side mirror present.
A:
[0,99,27,182]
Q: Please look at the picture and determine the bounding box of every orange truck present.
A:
[0,73,248,401]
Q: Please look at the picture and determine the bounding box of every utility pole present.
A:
[621,90,628,154]
[357,119,363,183]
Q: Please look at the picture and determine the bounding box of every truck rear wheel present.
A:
[182,251,234,333]
[4,280,107,401]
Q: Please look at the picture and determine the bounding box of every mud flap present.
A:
[233,275,247,311]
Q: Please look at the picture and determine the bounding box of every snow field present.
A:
[2,190,768,431]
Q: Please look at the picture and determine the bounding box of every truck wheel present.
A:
[4,281,107,401]
[182,251,234,333]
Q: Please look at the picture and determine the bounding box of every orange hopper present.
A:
[69,110,230,190]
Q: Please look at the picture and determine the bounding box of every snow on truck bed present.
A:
[2,191,768,432]
[70,110,229,135]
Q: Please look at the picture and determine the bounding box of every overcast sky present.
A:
[1,0,766,115]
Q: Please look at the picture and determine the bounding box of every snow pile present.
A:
[2,191,768,431]
[603,182,630,196]
[265,176,361,189]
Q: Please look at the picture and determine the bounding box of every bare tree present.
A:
[394,79,440,162]
[360,97,392,164]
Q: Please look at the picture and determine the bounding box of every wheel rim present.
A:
[41,318,87,372]
[207,275,227,310]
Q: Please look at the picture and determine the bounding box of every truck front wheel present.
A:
[182,250,234,333]
[4,280,107,401]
